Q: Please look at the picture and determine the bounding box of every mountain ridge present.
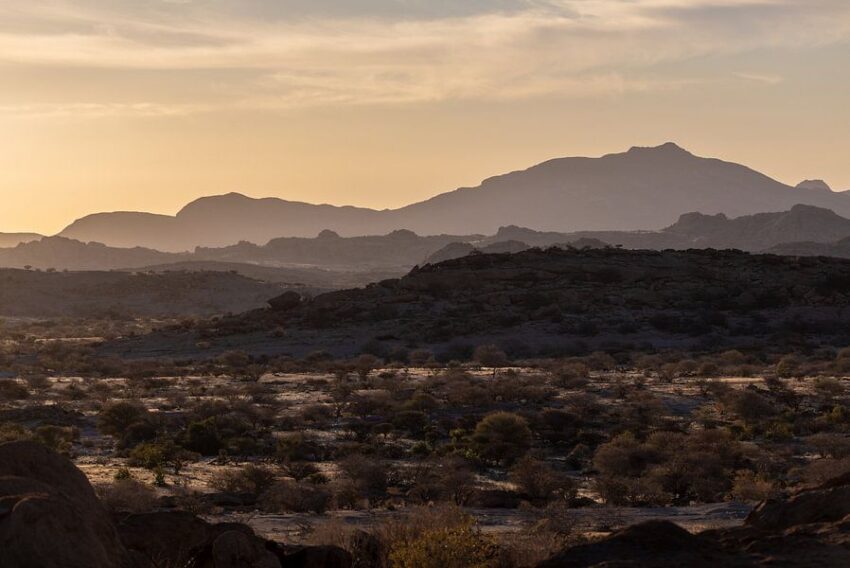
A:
[52,143,850,251]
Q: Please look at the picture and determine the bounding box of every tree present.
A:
[472,412,531,465]
[97,402,148,437]
[474,345,509,377]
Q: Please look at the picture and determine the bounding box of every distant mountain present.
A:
[10,205,850,274]
[193,229,480,269]
[661,204,850,250]
[0,237,181,270]
[0,233,42,248]
[57,143,850,251]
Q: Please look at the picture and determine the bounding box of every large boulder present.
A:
[118,511,280,568]
[0,441,130,568]
[0,442,351,568]
[536,520,742,567]
[745,472,850,531]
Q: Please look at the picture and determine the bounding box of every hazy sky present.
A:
[1,0,849,234]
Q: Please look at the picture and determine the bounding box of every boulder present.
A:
[0,441,130,568]
[268,291,302,311]
[536,520,741,567]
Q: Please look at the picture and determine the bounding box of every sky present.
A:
[0,0,849,234]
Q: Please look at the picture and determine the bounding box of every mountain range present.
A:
[55,143,850,251]
[7,204,850,277]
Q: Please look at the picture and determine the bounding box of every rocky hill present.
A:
[0,236,181,270]
[0,269,287,318]
[110,247,850,360]
[0,232,42,248]
[57,144,850,250]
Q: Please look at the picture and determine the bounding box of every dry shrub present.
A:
[388,520,498,568]
[97,479,157,513]
[730,470,777,502]
[209,463,276,497]
[260,479,332,514]
[802,458,850,486]
[369,505,471,567]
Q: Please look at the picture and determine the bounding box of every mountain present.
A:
[57,143,850,251]
[0,233,42,248]
[107,247,850,360]
[10,205,850,274]
[193,229,479,269]
[0,237,181,270]
[661,204,850,250]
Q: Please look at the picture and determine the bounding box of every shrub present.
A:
[260,480,332,514]
[474,345,509,377]
[509,456,574,502]
[97,402,148,437]
[388,520,498,568]
[210,464,277,498]
[97,480,157,513]
[472,412,532,466]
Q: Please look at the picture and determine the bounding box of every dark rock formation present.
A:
[0,441,351,568]
[538,475,850,567]
[0,441,130,568]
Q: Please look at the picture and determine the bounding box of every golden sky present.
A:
[1,0,849,234]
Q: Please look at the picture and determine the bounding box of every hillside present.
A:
[0,269,286,318]
[109,247,850,360]
[132,261,404,290]
[57,143,850,250]
[0,237,181,270]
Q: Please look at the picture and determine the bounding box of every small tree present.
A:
[474,345,508,378]
[472,412,531,465]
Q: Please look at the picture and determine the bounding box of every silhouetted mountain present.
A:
[0,237,181,270]
[10,205,850,273]
[796,179,832,192]
[661,204,850,250]
[194,229,479,269]
[57,144,850,250]
[0,233,42,248]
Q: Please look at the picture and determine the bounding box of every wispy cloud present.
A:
[0,1,847,116]
[733,72,784,85]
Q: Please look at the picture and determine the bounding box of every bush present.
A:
[210,464,277,497]
[472,412,532,466]
[96,480,157,513]
[98,402,149,437]
[260,480,332,514]
[509,456,574,502]
[388,520,498,568]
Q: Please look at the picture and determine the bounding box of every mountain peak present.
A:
[796,179,832,192]
[626,142,692,156]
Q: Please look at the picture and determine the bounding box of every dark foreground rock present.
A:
[0,441,351,568]
[538,476,850,567]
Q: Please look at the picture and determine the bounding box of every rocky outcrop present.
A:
[537,520,742,567]
[0,441,130,568]
[538,474,850,567]
[0,441,351,568]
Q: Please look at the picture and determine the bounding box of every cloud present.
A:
[733,72,784,85]
[0,1,847,116]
